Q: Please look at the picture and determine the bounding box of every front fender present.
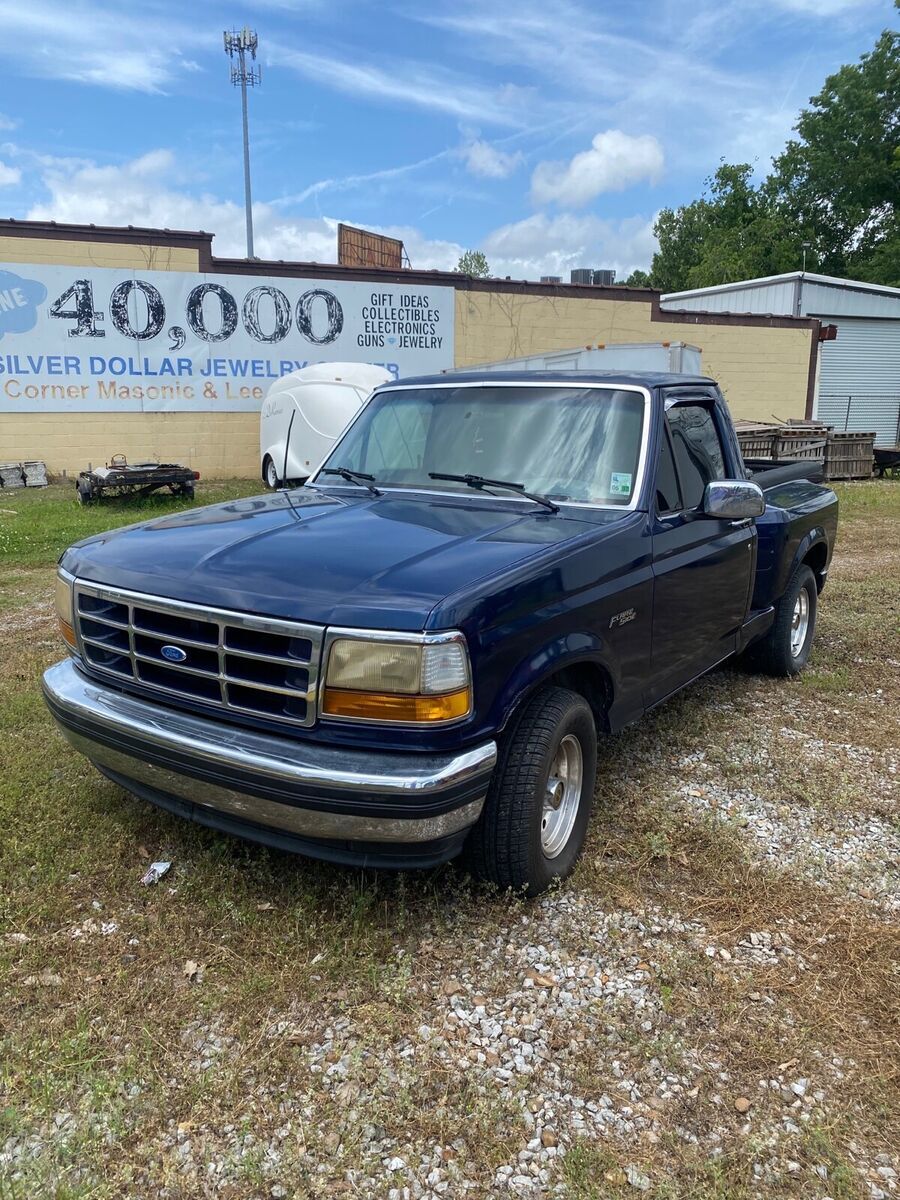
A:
[493,632,619,735]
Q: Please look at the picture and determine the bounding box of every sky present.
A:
[0,0,894,281]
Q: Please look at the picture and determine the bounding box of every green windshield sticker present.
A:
[610,471,633,496]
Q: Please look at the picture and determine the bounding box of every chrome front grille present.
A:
[73,581,323,728]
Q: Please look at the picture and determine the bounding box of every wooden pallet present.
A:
[735,424,828,463]
[825,431,876,481]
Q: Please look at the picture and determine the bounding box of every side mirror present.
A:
[702,479,766,520]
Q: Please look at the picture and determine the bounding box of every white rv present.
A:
[260,362,392,487]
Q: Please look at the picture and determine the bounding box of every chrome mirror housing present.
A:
[702,479,766,520]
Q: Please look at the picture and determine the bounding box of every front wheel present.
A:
[263,456,280,490]
[464,685,598,896]
[744,563,817,677]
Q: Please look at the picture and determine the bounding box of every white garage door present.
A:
[815,317,900,445]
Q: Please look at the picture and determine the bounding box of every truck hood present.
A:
[62,488,622,630]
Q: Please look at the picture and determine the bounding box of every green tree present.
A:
[648,20,899,290]
[650,163,799,291]
[456,249,490,277]
[768,27,899,284]
[622,269,652,287]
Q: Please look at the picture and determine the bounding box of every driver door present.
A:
[646,396,756,706]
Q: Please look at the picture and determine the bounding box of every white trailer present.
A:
[260,362,392,487]
[455,341,702,376]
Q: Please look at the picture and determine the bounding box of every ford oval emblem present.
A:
[160,644,188,663]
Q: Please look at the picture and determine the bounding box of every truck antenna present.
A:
[279,410,302,523]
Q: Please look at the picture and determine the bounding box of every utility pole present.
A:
[224,27,260,260]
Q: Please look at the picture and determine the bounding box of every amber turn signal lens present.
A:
[321,686,471,722]
[59,617,77,650]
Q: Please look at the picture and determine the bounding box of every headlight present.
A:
[322,632,471,723]
[55,569,77,650]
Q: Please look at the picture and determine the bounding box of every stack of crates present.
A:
[735,421,875,480]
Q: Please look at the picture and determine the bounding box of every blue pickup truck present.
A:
[44,371,838,895]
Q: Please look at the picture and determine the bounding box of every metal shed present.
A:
[662,273,900,445]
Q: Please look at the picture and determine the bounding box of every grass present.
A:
[0,477,898,1197]
[0,479,263,568]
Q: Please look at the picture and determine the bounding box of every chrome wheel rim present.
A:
[791,587,810,657]
[541,734,583,858]
[265,459,278,488]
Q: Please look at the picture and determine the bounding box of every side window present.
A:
[655,428,681,512]
[666,404,727,509]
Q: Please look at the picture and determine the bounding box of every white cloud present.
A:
[461,139,523,179]
[24,148,463,269]
[0,1,210,92]
[272,44,528,126]
[531,130,664,208]
[483,212,656,280]
[275,150,455,207]
[0,113,18,131]
[0,160,21,186]
[22,146,656,281]
[415,0,805,175]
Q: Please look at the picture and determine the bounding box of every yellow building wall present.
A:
[0,235,200,272]
[0,412,260,480]
[454,291,813,425]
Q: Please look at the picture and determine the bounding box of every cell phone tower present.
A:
[224,27,261,260]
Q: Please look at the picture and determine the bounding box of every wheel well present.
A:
[543,662,613,733]
[803,541,828,592]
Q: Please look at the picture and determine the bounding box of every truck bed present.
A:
[745,457,825,488]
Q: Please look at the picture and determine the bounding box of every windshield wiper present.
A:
[320,466,382,496]
[428,472,559,513]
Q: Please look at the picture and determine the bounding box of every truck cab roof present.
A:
[380,370,718,389]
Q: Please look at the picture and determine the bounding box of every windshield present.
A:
[316,384,646,506]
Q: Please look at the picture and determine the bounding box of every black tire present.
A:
[76,480,93,505]
[179,483,195,500]
[464,685,598,896]
[744,563,817,677]
[263,456,280,489]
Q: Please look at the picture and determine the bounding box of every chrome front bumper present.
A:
[42,659,496,862]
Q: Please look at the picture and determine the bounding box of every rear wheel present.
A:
[263,456,280,489]
[464,685,598,895]
[76,479,94,505]
[745,563,817,677]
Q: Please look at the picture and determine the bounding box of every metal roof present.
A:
[661,272,900,322]
[382,370,715,388]
[662,271,900,303]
